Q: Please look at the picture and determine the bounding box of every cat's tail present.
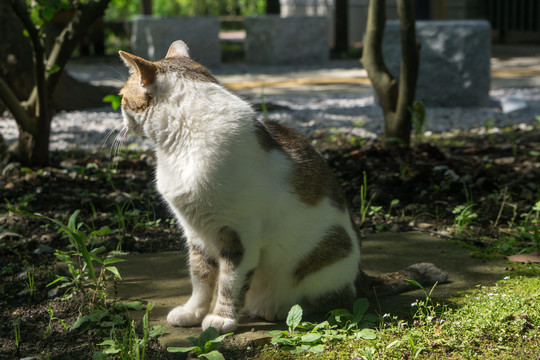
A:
[355,263,448,297]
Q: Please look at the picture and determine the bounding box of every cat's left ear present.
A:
[118,51,157,88]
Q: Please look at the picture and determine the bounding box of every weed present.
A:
[168,326,233,359]
[95,303,166,359]
[13,209,125,303]
[359,172,375,223]
[26,266,36,298]
[13,318,21,350]
[269,299,378,354]
[44,305,68,338]
[452,203,477,236]
[5,193,36,212]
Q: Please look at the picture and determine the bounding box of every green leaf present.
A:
[167,346,197,353]
[47,64,61,74]
[307,344,325,353]
[97,339,116,346]
[406,279,423,290]
[271,337,293,346]
[103,94,122,110]
[103,257,127,265]
[200,350,227,360]
[353,298,369,318]
[356,328,377,340]
[268,330,287,336]
[91,226,114,237]
[300,332,322,344]
[122,301,145,311]
[198,327,220,348]
[47,276,68,287]
[150,325,167,338]
[286,304,303,333]
[105,266,122,280]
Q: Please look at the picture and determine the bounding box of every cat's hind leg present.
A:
[202,226,256,333]
[167,241,218,327]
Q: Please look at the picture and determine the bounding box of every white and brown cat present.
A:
[118,40,447,334]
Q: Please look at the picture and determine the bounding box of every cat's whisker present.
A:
[99,128,120,152]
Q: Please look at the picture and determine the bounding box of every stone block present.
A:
[382,20,491,107]
[131,16,220,67]
[244,15,329,65]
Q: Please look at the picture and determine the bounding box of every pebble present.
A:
[34,243,55,255]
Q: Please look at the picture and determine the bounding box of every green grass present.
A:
[235,264,539,360]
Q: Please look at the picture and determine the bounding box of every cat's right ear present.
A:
[118,51,157,88]
[166,40,190,59]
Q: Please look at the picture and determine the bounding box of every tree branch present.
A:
[360,0,397,115]
[395,0,419,128]
[0,76,37,134]
[45,0,113,94]
[8,0,47,127]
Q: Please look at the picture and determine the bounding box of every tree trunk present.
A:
[334,0,349,54]
[16,116,51,166]
[266,0,280,15]
[360,0,419,147]
[0,0,112,166]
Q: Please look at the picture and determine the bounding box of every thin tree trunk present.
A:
[360,0,418,147]
[1,0,112,166]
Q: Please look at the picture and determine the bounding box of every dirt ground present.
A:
[0,124,539,358]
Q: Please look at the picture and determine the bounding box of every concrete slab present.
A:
[114,232,505,348]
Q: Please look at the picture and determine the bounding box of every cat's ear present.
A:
[165,40,190,59]
[118,51,157,88]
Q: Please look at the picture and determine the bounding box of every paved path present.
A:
[116,232,506,348]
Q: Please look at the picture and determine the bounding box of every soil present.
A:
[0,124,539,359]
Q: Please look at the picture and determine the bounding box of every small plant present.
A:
[12,209,125,302]
[359,172,376,223]
[26,266,36,298]
[13,318,21,350]
[354,346,377,360]
[167,326,233,359]
[269,299,378,354]
[95,303,166,360]
[44,305,68,338]
[451,203,477,236]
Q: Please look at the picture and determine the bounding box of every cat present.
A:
[118,40,447,334]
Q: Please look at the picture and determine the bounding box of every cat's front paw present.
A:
[167,305,206,327]
[202,314,238,333]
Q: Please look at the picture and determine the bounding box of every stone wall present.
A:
[244,15,329,65]
[382,20,491,107]
[131,16,220,67]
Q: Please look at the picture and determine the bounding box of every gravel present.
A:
[1,86,539,152]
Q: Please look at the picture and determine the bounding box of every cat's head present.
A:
[118,40,218,136]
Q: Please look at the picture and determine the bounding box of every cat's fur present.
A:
[118,40,447,334]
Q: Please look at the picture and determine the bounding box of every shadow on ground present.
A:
[115,232,505,348]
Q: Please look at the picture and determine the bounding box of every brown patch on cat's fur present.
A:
[213,227,253,319]
[214,269,254,319]
[156,57,218,84]
[188,242,218,282]
[119,51,217,114]
[293,225,353,284]
[254,120,346,211]
[218,226,244,267]
[120,74,152,113]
